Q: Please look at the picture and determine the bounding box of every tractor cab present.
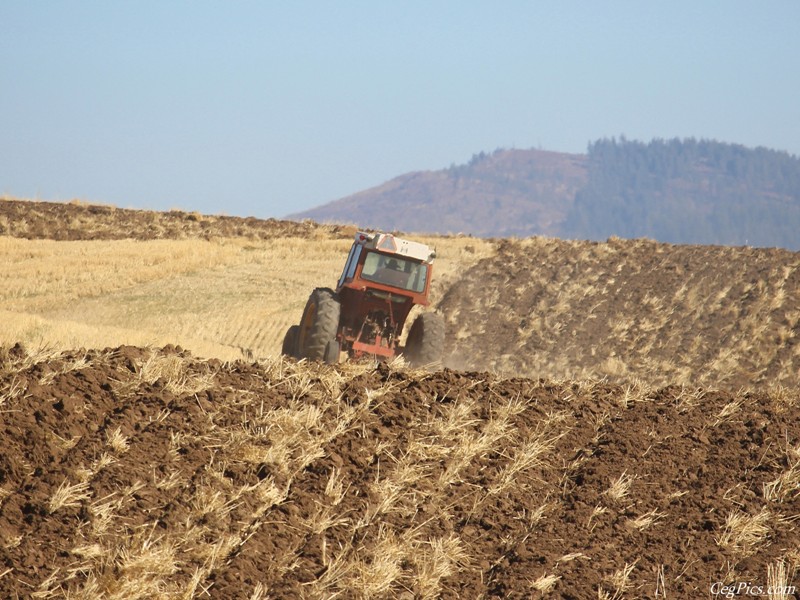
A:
[336,231,435,299]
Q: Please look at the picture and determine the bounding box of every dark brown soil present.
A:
[440,237,800,389]
[2,346,798,598]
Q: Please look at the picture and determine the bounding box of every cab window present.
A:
[361,251,427,293]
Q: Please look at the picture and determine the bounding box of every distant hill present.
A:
[289,149,588,237]
[290,138,800,249]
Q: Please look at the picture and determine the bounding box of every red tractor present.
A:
[282,231,445,366]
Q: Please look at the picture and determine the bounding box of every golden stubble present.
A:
[1,234,495,361]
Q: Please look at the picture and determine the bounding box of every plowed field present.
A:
[441,236,800,389]
[2,346,799,598]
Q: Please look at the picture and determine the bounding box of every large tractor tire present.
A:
[297,288,341,363]
[281,325,300,358]
[404,311,445,368]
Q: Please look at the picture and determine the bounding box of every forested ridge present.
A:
[563,137,800,249]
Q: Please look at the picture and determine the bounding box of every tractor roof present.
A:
[354,232,436,263]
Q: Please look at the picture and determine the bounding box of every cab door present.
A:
[337,243,362,290]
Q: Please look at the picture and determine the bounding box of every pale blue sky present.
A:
[2,1,798,218]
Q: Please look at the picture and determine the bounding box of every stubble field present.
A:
[1,198,799,599]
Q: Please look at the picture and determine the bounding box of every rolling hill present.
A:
[290,149,587,237]
[2,197,799,389]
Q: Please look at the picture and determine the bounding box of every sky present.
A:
[2,1,799,219]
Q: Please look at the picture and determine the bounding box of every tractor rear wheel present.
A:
[281,325,300,358]
[297,288,341,363]
[404,312,445,368]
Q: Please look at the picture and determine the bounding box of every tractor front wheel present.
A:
[297,288,341,363]
[404,312,445,368]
